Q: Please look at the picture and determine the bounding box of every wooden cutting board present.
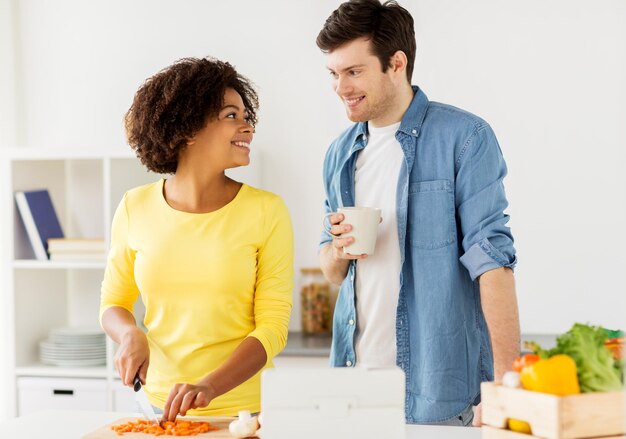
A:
[82,416,257,438]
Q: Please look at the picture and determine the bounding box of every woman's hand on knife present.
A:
[115,326,150,386]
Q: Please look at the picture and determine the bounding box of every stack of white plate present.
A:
[39,328,106,367]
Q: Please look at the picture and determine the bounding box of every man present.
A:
[317,0,520,426]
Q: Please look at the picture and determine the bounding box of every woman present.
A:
[100,57,293,421]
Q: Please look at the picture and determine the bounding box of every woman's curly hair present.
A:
[125,57,259,174]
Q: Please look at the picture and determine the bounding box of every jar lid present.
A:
[300,267,323,274]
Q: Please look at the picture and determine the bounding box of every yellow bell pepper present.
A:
[520,354,581,395]
[507,418,532,434]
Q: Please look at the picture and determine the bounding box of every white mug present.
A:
[324,207,381,255]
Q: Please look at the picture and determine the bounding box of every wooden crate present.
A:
[481,382,626,439]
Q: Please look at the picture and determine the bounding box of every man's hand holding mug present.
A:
[324,207,382,260]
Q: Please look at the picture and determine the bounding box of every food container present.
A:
[300,268,331,334]
[481,382,626,439]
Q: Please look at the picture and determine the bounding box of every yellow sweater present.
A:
[100,180,293,415]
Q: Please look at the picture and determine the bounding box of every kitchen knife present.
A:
[133,376,160,425]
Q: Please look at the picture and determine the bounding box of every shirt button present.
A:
[348,319,354,326]
[412,129,417,134]
[346,360,353,366]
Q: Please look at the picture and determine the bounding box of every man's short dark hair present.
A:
[125,57,258,174]
[316,0,416,82]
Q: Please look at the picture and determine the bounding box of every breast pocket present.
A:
[408,179,456,249]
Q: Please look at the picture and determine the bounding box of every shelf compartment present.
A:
[13,260,106,269]
[11,158,105,260]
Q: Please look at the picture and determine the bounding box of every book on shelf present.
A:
[14,189,64,260]
[47,238,106,253]
[49,252,106,261]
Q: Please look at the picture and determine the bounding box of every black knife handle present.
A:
[133,376,142,392]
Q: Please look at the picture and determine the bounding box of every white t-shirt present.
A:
[354,121,403,368]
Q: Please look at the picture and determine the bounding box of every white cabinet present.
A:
[111,379,137,413]
[17,377,107,416]
[0,148,158,418]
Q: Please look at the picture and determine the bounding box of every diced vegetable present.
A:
[111,418,219,436]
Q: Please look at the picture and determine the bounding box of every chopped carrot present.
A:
[111,419,219,436]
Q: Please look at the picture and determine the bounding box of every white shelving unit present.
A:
[0,147,159,418]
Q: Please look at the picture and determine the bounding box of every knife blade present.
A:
[133,376,160,424]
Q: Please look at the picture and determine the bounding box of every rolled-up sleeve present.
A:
[248,196,294,361]
[457,124,517,281]
[99,194,140,323]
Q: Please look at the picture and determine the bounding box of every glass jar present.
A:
[300,267,331,334]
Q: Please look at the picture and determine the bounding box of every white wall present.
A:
[412,0,626,333]
[0,0,18,145]
[0,0,18,423]
[5,0,626,335]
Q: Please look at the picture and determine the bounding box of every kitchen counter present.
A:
[0,410,481,438]
[281,331,556,358]
[281,332,332,357]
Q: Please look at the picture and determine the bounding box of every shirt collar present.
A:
[398,86,429,138]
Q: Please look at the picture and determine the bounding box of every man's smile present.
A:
[344,95,365,108]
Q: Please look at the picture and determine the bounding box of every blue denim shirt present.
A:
[319,87,516,423]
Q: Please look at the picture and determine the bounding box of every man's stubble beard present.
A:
[346,85,396,124]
